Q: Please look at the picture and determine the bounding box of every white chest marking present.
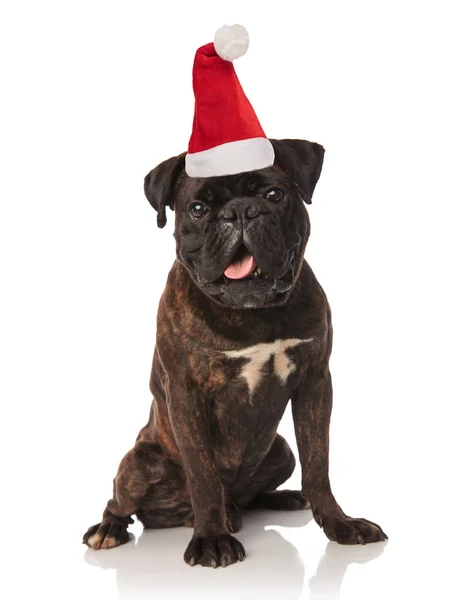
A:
[223,338,313,394]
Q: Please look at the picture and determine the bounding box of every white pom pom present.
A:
[214,24,249,61]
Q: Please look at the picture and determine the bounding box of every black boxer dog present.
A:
[83,139,387,568]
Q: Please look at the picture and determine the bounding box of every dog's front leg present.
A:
[291,365,388,544]
[168,383,245,568]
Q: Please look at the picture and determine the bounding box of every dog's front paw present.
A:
[184,533,245,568]
[83,522,130,550]
[317,515,388,545]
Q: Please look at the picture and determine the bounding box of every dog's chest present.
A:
[222,337,312,396]
[208,338,312,476]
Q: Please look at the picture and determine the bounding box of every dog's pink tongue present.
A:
[224,254,256,280]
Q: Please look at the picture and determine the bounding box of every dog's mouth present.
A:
[196,245,297,304]
[223,246,265,281]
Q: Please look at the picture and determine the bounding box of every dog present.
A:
[83,138,387,567]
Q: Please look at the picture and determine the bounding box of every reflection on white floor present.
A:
[308,540,386,599]
[84,509,386,600]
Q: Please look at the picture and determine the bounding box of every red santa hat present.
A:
[185,25,275,178]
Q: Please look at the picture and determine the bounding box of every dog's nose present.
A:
[220,199,260,221]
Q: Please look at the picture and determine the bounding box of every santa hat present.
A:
[185,25,275,178]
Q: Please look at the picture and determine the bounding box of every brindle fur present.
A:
[83,139,387,567]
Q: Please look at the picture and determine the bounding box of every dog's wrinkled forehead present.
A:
[144,139,324,227]
[179,166,288,207]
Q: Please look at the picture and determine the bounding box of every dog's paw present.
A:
[250,489,310,511]
[317,515,388,545]
[83,522,130,550]
[184,534,246,568]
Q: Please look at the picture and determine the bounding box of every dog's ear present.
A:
[144,153,186,228]
[270,139,325,205]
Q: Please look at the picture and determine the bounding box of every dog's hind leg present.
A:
[135,456,193,529]
[233,434,309,512]
[83,441,177,550]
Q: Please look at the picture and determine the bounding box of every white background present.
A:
[1,1,458,598]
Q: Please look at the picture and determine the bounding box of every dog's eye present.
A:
[189,203,208,219]
[264,189,285,203]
